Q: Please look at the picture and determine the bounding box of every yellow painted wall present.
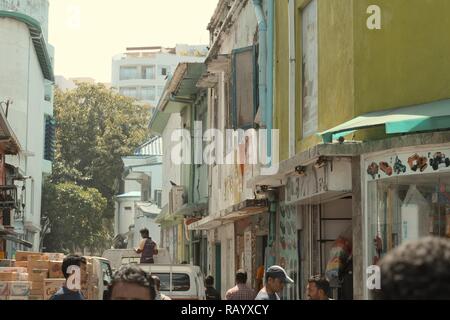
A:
[353,0,450,140]
[275,0,450,157]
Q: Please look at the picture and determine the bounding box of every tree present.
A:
[42,181,110,253]
[52,83,150,218]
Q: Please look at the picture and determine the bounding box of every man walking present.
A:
[255,265,294,300]
[135,228,158,264]
[225,269,256,300]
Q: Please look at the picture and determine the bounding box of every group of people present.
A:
[204,265,332,300]
[47,236,450,300]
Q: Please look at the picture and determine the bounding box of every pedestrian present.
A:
[307,275,332,300]
[255,265,294,300]
[225,269,256,300]
[152,275,172,300]
[204,275,221,300]
[108,264,156,300]
[135,228,158,264]
[373,236,450,300]
[256,265,265,292]
[49,255,86,300]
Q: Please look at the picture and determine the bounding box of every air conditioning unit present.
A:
[169,186,185,214]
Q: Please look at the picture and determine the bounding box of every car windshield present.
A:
[149,272,190,292]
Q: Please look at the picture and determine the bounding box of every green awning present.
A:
[320,99,450,143]
[0,10,54,82]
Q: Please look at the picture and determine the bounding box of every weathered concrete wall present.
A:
[352,156,364,299]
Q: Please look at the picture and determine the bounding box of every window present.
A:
[152,273,191,292]
[367,171,450,267]
[120,66,138,80]
[44,115,56,161]
[301,0,318,138]
[119,87,137,99]
[154,190,162,208]
[231,46,258,129]
[142,65,156,79]
[158,65,170,77]
[141,86,156,101]
[101,261,113,285]
[124,206,132,211]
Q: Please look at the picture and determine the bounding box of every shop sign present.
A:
[285,158,352,205]
[365,146,450,181]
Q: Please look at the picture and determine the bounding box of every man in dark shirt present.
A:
[49,255,86,300]
[135,228,157,264]
[204,275,221,300]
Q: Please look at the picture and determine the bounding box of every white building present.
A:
[114,137,163,249]
[0,0,54,253]
[111,45,207,113]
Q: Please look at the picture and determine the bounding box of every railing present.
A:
[0,186,18,209]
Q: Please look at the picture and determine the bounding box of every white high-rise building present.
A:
[111,45,207,113]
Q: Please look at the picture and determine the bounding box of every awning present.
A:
[320,99,450,143]
[188,199,268,231]
[0,228,33,248]
[0,106,21,155]
[149,63,206,135]
[173,203,208,217]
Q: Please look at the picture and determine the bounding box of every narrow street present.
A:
[0,0,450,303]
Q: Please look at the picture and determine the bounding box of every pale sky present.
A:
[48,0,218,83]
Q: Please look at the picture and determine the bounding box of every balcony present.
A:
[0,186,18,209]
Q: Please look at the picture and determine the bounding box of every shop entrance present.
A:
[319,197,353,300]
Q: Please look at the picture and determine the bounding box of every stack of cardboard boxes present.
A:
[0,251,65,300]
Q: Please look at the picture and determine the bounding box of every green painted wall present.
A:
[275,0,450,158]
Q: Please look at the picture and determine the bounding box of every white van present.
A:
[102,248,171,271]
[139,264,206,300]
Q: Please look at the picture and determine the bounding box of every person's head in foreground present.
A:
[374,236,450,300]
[109,265,155,300]
[62,255,86,284]
[265,265,294,294]
[307,275,330,300]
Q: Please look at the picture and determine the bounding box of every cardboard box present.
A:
[9,281,31,296]
[44,253,65,261]
[49,261,63,278]
[0,267,27,273]
[0,273,18,281]
[14,261,28,268]
[30,288,44,296]
[44,279,65,300]
[0,260,15,267]
[29,295,44,300]
[30,271,48,283]
[28,260,50,274]
[8,296,29,300]
[0,282,9,296]
[18,273,28,281]
[15,251,45,262]
[31,281,44,290]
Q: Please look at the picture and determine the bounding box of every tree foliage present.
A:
[52,84,149,217]
[42,181,110,253]
[42,84,150,250]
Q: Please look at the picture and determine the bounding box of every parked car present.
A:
[138,264,206,300]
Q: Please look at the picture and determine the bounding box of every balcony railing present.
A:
[0,186,18,209]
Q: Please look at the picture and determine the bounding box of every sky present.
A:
[48,0,218,83]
